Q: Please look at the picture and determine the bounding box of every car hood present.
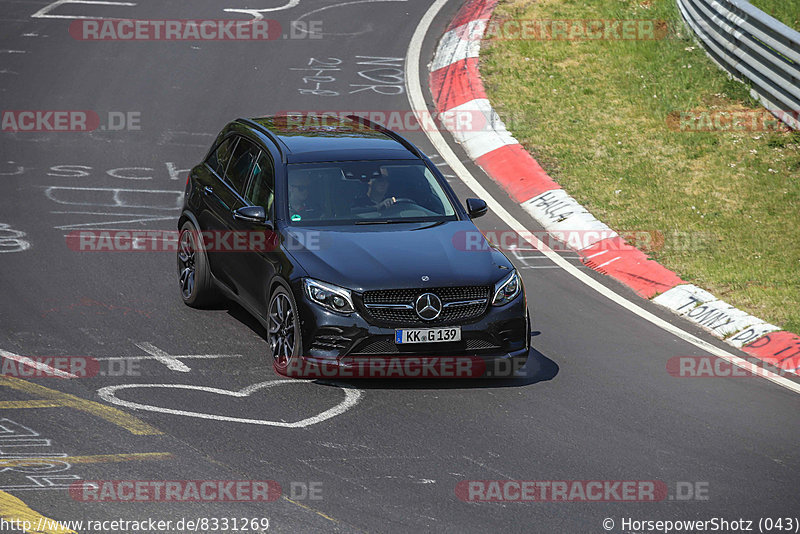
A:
[284,221,513,292]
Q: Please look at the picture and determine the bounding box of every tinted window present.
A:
[206,136,237,177]
[225,138,259,195]
[245,152,275,215]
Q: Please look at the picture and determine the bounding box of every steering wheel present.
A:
[351,198,419,216]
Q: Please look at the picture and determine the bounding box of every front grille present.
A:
[352,338,399,354]
[359,286,490,326]
[362,286,488,305]
[466,338,499,350]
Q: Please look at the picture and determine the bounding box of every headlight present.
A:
[492,270,521,306]
[304,278,354,313]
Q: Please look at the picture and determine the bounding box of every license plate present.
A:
[395,327,461,344]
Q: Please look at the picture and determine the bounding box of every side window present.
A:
[225,138,259,195]
[206,136,237,178]
[245,152,275,216]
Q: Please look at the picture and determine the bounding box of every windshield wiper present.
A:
[354,219,433,225]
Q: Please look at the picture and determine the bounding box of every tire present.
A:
[268,285,303,376]
[177,221,219,307]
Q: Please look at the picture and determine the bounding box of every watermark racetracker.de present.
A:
[1,110,141,132]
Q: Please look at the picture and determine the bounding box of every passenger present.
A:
[288,175,319,220]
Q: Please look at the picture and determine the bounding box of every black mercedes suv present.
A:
[178,115,529,377]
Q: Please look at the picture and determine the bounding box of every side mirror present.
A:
[233,205,270,226]
[466,198,488,219]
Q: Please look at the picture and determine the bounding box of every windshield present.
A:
[285,160,458,225]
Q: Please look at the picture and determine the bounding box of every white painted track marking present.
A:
[223,0,301,21]
[32,0,136,19]
[94,354,243,361]
[55,216,177,230]
[294,0,409,38]
[97,381,362,428]
[1,345,244,377]
[0,223,31,253]
[44,186,183,210]
[405,0,800,395]
[0,349,77,378]
[134,342,191,372]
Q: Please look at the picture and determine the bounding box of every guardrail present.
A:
[676,0,800,130]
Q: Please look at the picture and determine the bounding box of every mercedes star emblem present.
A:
[415,293,442,321]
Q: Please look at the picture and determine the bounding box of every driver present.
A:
[352,172,400,211]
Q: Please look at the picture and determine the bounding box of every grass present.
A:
[746,0,800,31]
[480,0,800,334]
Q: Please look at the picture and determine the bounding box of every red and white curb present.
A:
[428,0,800,375]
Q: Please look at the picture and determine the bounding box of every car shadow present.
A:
[309,346,558,390]
[224,300,268,338]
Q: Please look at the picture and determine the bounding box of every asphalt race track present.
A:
[0,1,798,533]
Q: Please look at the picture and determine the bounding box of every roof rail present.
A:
[345,114,425,159]
[237,118,288,162]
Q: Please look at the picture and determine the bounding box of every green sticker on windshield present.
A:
[291,214,302,221]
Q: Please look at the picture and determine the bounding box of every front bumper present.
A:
[287,278,529,378]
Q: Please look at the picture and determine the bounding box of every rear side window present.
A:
[225,138,260,195]
[245,152,275,215]
[206,136,237,177]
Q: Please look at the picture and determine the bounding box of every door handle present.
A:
[203,186,214,196]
